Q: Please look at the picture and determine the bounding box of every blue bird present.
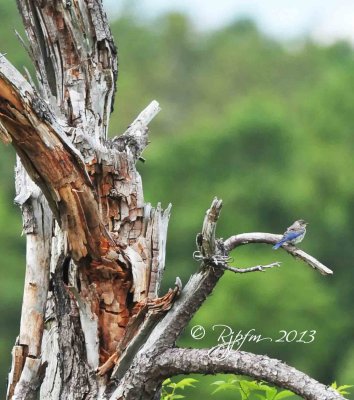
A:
[273,219,308,250]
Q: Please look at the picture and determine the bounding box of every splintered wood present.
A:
[83,142,172,365]
[0,57,173,384]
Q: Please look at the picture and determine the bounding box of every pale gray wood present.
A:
[15,162,53,357]
[12,357,43,400]
[6,160,53,399]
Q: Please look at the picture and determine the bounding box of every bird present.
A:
[273,219,308,250]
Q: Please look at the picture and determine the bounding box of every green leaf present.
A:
[264,387,278,400]
[337,384,354,390]
[331,382,354,395]
[174,378,198,389]
[171,395,185,399]
[274,390,296,399]
[238,380,250,395]
[211,383,240,394]
[239,380,259,390]
[167,383,176,389]
[211,381,228,386]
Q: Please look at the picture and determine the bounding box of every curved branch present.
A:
[156,348,345,400]
[224,233,333,275]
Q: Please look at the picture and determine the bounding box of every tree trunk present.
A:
[3,1,174,398]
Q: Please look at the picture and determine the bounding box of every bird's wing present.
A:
[285,222,297,233]
[282,230,304,242]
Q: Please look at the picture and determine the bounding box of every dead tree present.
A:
[0,1,341,399]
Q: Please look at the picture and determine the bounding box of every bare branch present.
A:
[224,232,281,249]
[193,248,281,274]
[221,262,281,274]
[156,348,345,400]
[224,233,333,275]
[112,100,161,161]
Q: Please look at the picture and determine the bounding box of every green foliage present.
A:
[161,377,353,399]
[211,378,295,399]
[161,378,198,399]
[331,382,354,396]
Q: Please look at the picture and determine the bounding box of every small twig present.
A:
[23,66,37,91]
[193,250,281,274]
[220,262,281,274]
[15,29,31,57]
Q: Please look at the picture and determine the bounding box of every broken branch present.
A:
[0,55,111,261]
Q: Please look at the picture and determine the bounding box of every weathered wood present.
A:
[109,199,225,399]
[156,348,345,400]
[6,161,52,398]
[12,358,46,400]
[146,203,171,298]
[1,47,174,395]
[1,40,173,388]
[7,346,25,400]
[17,0,117,140]
[15,163,53,357]
[0,55,109,261]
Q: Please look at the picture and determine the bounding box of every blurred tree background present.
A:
[1,2,354,399]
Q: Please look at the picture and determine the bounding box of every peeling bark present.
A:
[2,1,174,395]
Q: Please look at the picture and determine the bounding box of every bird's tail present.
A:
[273,240,285,250]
